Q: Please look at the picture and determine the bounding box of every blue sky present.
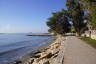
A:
[0,0,67,33]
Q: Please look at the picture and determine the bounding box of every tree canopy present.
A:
[81,0,96,29]
[46,0,96,36]
[66,0,88,36]
[46,9,71,35]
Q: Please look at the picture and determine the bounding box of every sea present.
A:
[0,33,54,64]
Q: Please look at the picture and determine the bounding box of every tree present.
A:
[81,0,96,29]
[46,9,71,35]
[66,0,88,36]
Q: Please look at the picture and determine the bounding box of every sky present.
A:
[0,0,67,33]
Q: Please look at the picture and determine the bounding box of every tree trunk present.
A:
[89,31,91,38]
[76,32,81,37]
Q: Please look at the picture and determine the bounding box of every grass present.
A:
[81,37,96,49]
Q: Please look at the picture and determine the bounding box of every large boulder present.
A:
[38,59,50,64]
[36,52,53,62]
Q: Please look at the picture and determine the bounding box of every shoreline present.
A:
[10,37,56,64]
[26,34,54,36]
[20,36,66,64]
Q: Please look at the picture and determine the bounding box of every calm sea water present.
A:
[0,33,53,64]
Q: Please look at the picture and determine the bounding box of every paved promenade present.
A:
[64,36,96,64]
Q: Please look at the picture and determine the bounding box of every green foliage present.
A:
[46,9,71,35]
[81,37,96,48]
[81,0,96,29]
[66,0,88,36]
[48,29,53,33]
[81,0,96,2]
[46,0,96,36]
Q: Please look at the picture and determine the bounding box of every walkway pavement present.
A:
[64,36,96,64]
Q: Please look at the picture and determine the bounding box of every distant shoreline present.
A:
[27,34,54,36]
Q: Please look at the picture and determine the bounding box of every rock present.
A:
[36,52,52,62]
[14,60,22,64]
[34,51,41,54]
[49,57,56,64]
[38,59,50,64]
[43,60,50,64]
[53,43,60,49]
[44,47,50,51]
[32,58,38,64]
[24,62,29,64]
[52,48,59,54]
[46,53,53,58]
[29,58,34,64]
[33,53,41,58]
[23,36,65,64]
[52,54,58,58]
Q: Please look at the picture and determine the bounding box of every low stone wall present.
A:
[85,30,96,40]
[85,33,96,40]
[91,34,96,40]
[52,37,67,64]
[23,36,66,64]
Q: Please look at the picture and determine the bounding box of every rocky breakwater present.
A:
[23,36,66,64]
